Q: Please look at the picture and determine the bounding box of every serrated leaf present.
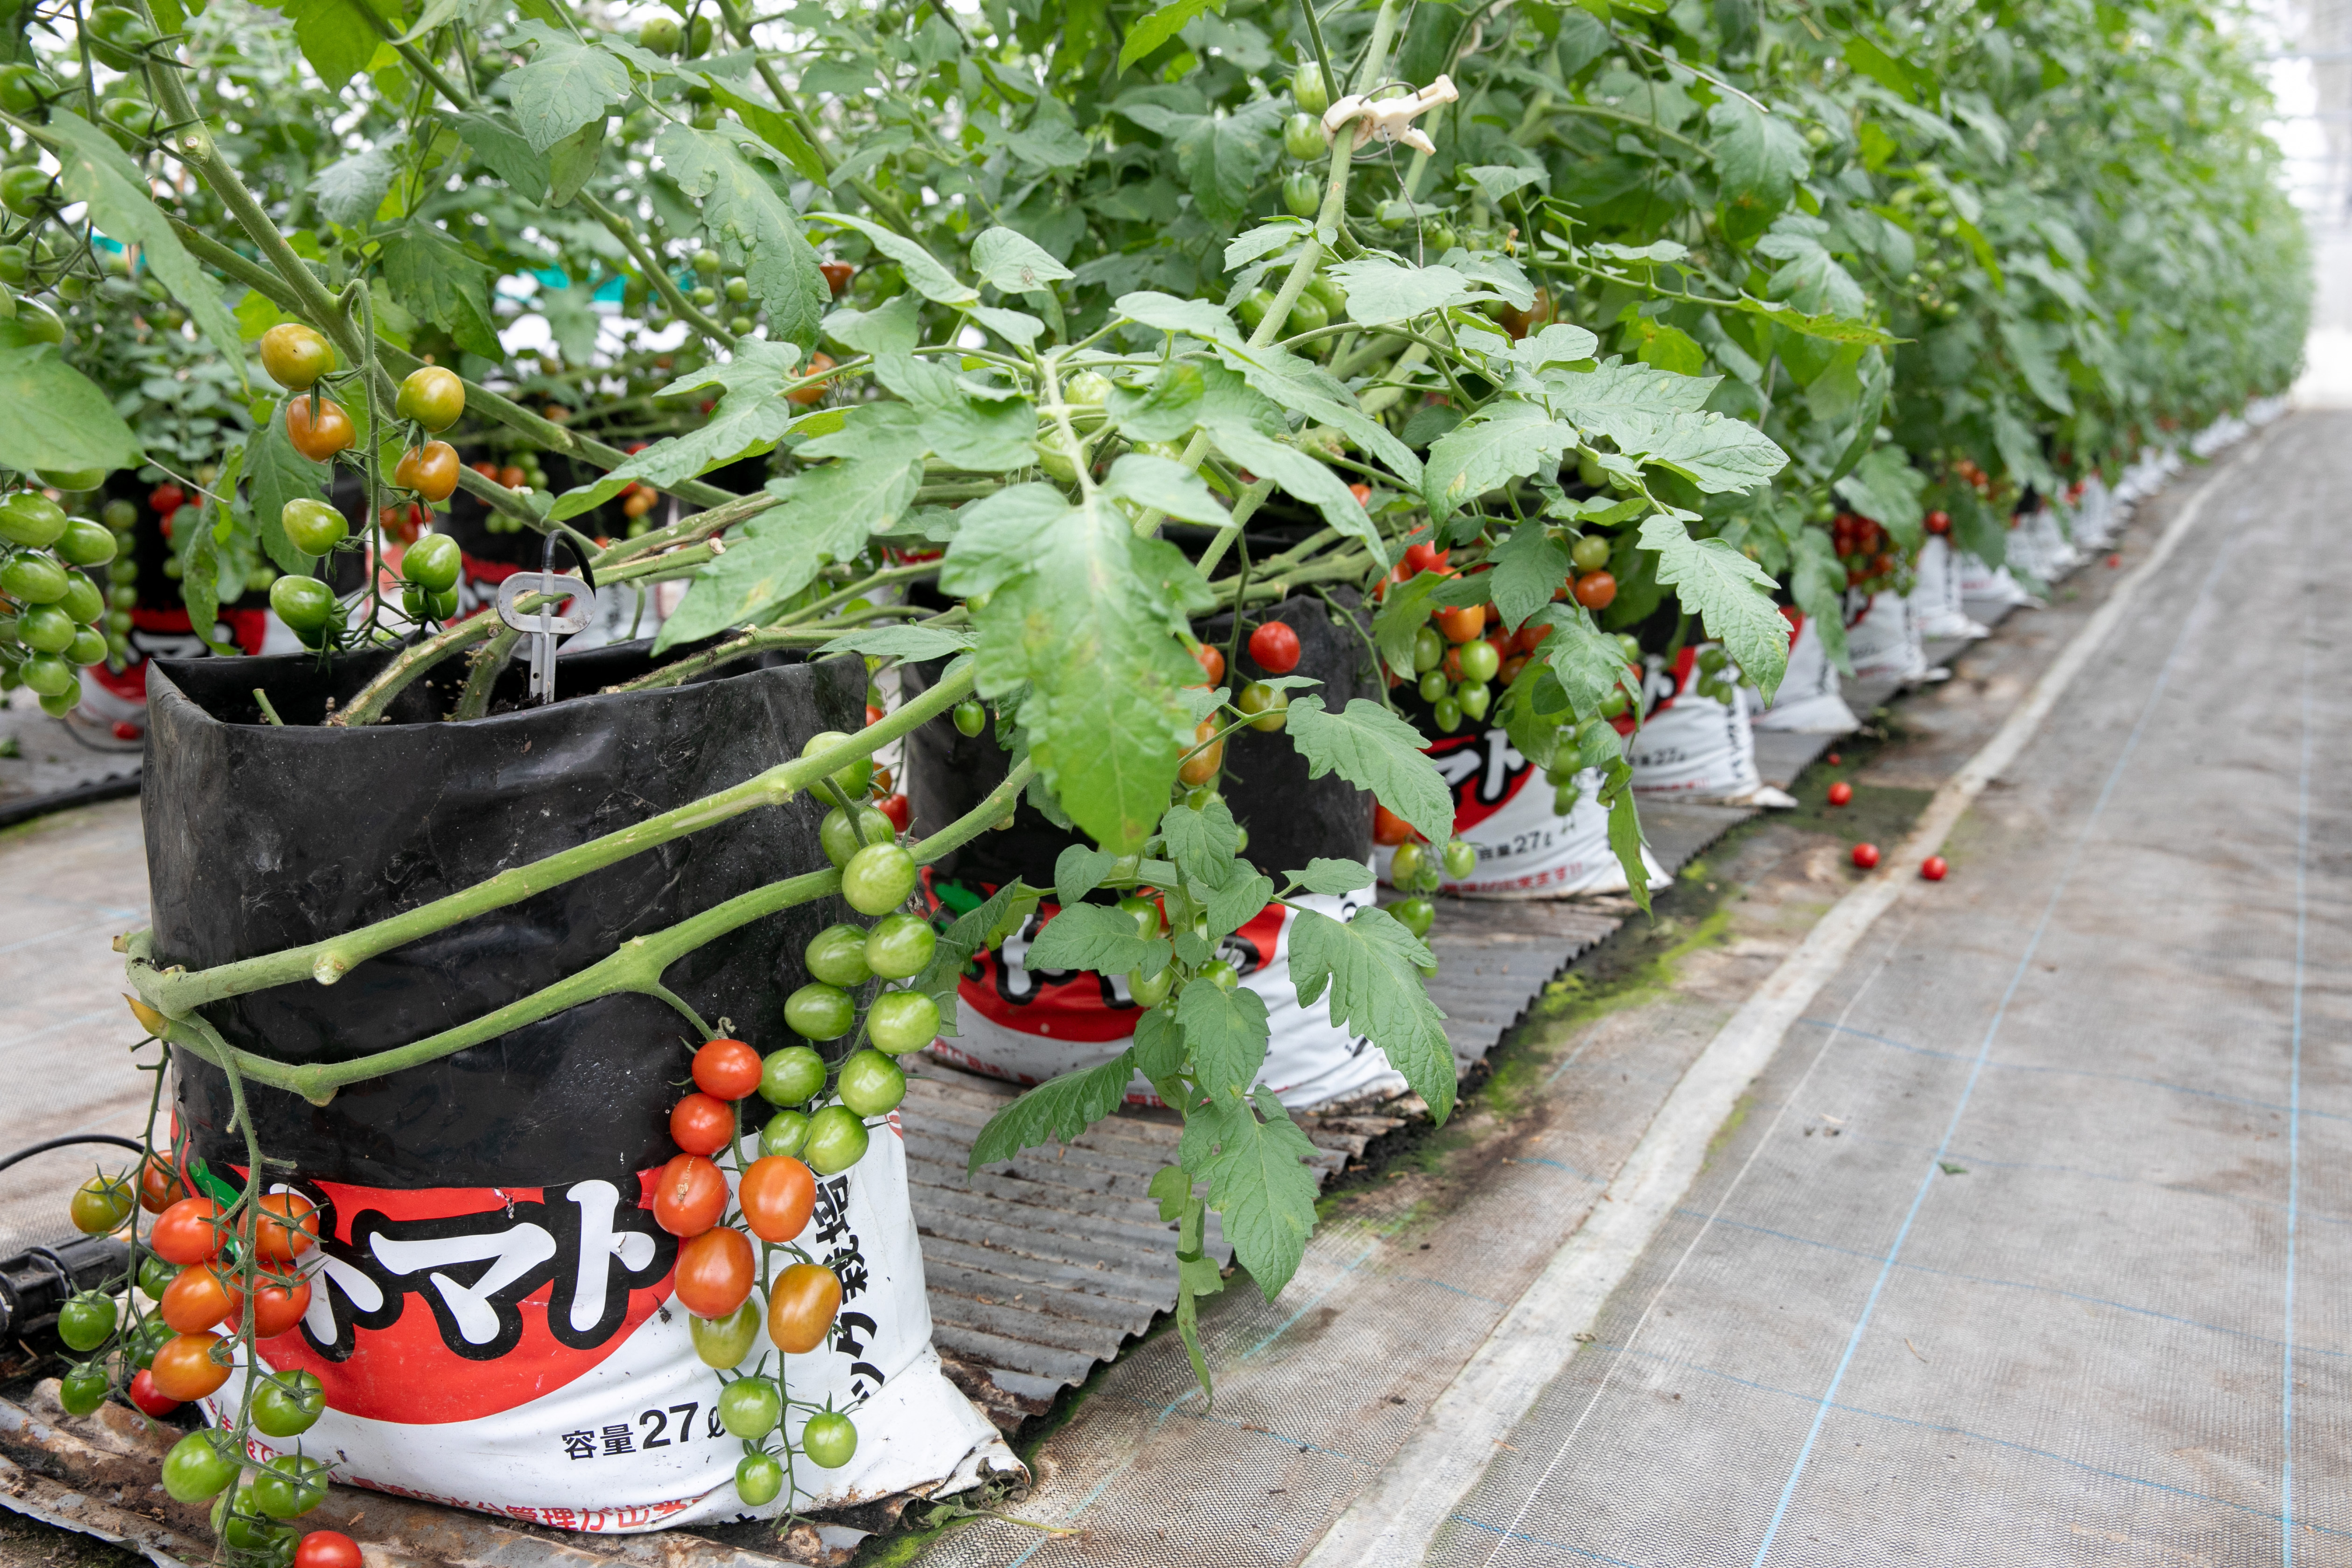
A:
[1134,1006,1187,1081]
[1225,220,1309,270]
[1106,360,1207,442]
[452,111,550,204]
[868,354,1036,471]
[1633,412,1789,494]
[825,294,922,357]
[380,225,503,360]
[552,342,810,521]
[815,211,977,306]
[1205,869,1274,939]
[968,1051,1135,1170]
[0,331,140,476]
[938,483,1073,599]
[1179,981,1271,1100]
[1181,1087,1320,1298]
[1608,783,1651,915]
[1119,0,1215,70]
[1162,797,1241,889]
[1214,344,1424,489]
[1026,903,1171,976]
[308,140,400,226]
[1285,696,1451,847]
[915,882,1021,1032]
[1424,402,1580,522]
[1287,906,1454,1120]
[970,226,1073,293]
[1104,453,1227,525]
[1200,415,1380,557]
[504,32,629,152]
[263,0,395,87]
[1370,569,1449,672]
[968,306,1045,347]
[661,125,830,353]
[1118,289,1240,344]
[1054,845,1122,909]
[1169,99,1282,227]
[812,624,976,660]
[1488,521,1572,633]
[1708,98,1809,220]
[1324,255,1484,325]
[1287,858,1372,896]
[1636,514,1789,700]
[1510,322,1601,372]
[1525,603,1640,715]
[1789,531,1849,672]
[704,79,828,182]
[1833,447,1926,551]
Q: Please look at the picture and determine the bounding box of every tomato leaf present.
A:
[938,483,1073,598]
[1199,415,1380,557]
[1204,869,1274,939]
[1285,858,1372,896]
[1118,0,1217,72]
[968,1051,1137,1172]
[914,881,1022,1036]
[659,125,831,353]
[1179,1087,1320,1299]
[812,625,976,660]
[702,79,828,183]
[1103,453,1227,525]
[1179,980,1271,1101]
[1606,772,1652,915]
[1423,402,1581,523]
[1487,520,1572,633]
[503,26,631,152]
[1287,905,1455,1122]
[969,226,1074,293]
[1160,797,1242,890]
[1052,845,1122,908]
[1324,255,1486,325]
[552,342,812,520]
[0,326,140,475]
[260,0,396,88]
[870,354,1035,470]
[1524,603,1639,715]
[451,111,551,205]
[1636,514,1790,701]
[1833,446,1927,550]
[1025,903,1172,976]
[1213,344,1425,489]
[380,225,504,360]
[813,211,978,306]
[1284,696,1451,847]
[244,406,327,576]
[1117,289,1241,344]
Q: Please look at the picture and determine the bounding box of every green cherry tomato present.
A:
[1412,624,1445,673]
[1391,841,1425,886]
[1616,633,1643,662]
[864,911,936,980]
[819,804,896,868]
[401,533,461,594]
[1065,370,1113,406]
[759,1045,829,1106]
[1282,168,1321,218]
[801,1410,858,1469]
[20,652,76,699]
[1199,959,1241,992]
[842,842,917,917]
[1443,840,1478,880]
[784,982,855,1042]
[1393,896,1436,938]
[800,729,874,798]
[1457,639,1500,685]
[638,12,681,51]
[1235,288,1278,332]
[835,1049,905,1118]
[1285,291,1329,336]
[123,1315,169,1370]
[251,1454,331,1519]
[1433,695,1463,733]
[1418,670,1448,703]
[64,626,103,667]
[0,244,27,285]
[38,467,107,493]
[1598,687,1630,720]
[866,989,940,1055]
[280,497,348,557]
[101,498,135,532]
[0,165,57,219]
[59,575,104,625]
[58,1361,110,1416]
[57,1289,117,1352]
[137,1254,179,1301]
[803,1105,871,1175]
[0,490,67,547]
[269,575,336,635]
[14,297,63,345]
[1129,965,1174,1008]
[18,602,75,653]
[55,518,117,567]
[805,923,874,987]
[1290,58,1330,116]
[720,1375,782,1438]
[1117,895,1162,938]
[161,1428,242,1504]
[215,1487,291,1554]
[393,365,465,432]
[758,1109,811,1159]
[250,1370,326,1439]
[1236,682,1288,732]
[952,698,987,737]
[692,1297,762,1368]
[1570,533,1612,573]
[736,1450,785,1507]
[70,1173,133,1234]
[3,551,70,605]
[0,63,53,118]
[1283,111,1325,161]
[1458,681,1491,722]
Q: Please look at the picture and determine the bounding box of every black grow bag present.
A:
[146,641,862,1190]
[903,592,1376,886]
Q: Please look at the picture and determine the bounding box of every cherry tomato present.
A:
[1191,643,1225,686]
[1237,682,1288,732]
[800,728,875,798]
[652,1153,728,1237]
[867,988,940,1054]
[864,911,936,980]
[401,532,461,594]
[953,698,987,737]
[160,1261,234,1333]
[819,803,896,867]
[674,1224,756,1318]
[124,1316,170,1369]
[1393,896,1437,938]
[784,982,856,1042]
[1247,620,1301,674]
[1443,839,1479,880]
[259,324,334,390]
[692,1298,762,1368]
[231,1273,313,1339]
[138,1154,188,1215]
[801,1409,858,1469]
[1919,854,1950,881]
[1199,959,1241,991]
[1436,603,1486,643]
[128,1368,178,1416]
[279,497,349,558]
[1827,781,1853,806]
[836,1050,905,1118]
[394,441,460,503]
[801,1106,869,1176]
[256,1192,321,1261]
[1180,718,1224,786]
[760,1111,811,1159]
[57,1290,116,1352]
[294,1531,364,1568]
[739,1155,816,1244]
[69,1173,133,1235]
[1572,571,1617,610]
[737,1452,785,1506]
[670,1092,737,1156]
[842,842,917,916]
[151,1197,223,1265]
[1391,840,1425,886]
[788,351,836,406]
[58,1362,110,1416]
[161,1428,241,1503]
[768,1262,843,1354]
[285,398,354,462]
[686,1038,760,1102]
[1457,639,1501,685]
[719,1375,781,1439]
[1851,842,1881,870]
[875,791,912,833]
[804,924,874,988]
[394,365,465,431]
[149,1331,231,1401]
[1926,510,1951,535]
[1373,804,1418,846]
[1402,542,1449,575]
[1130,965,1175,1007]
[760,1045,828,1106]
[137,1254,180,1299]
[497,464,527,489]
[819,260,855,298]
[252,1454,331,1519]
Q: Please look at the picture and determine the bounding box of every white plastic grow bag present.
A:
[1906,538,1989,642]
[1842,590,1928,684]
[1629,648,1789,806]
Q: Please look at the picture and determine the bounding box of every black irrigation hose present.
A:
[0,1134,146,1176]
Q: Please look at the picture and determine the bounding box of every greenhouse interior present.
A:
[0,0,2342,1561]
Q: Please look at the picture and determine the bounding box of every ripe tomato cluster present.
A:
[1177,615,1309,788]
[1831,512,1903,592]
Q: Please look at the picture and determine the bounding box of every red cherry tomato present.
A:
[149,1332,231,1401]
[148,484,184,517]
[1373,804,1418,846]
[819,260,855,299]
[1435,603,1486,644]
[674,1225,756,1318]
[255,1193,320,1262]
[1572,572,1617,610]
[1191,643,1225,687]
[151,1197,223,1265]
[864,703,886,727]
[231,1273,314,1338]
[876,792,911,833]
[669,1092,736,1156]
[1920,855,1948,882]
[739,1155,817,1244]
[128,1368,179,1416]
[138,1154,188,1215]
[160,1262,234,1334]
[1512,623,1552,656]
[1925,510,1951,535]
[693,1038,763,1101]
[1827,781,1853,806]
[1401,542,1449,575]
[1247,621,1301,675]
[651,1154,728,1237]
[393,441,461,503]
[1851,842,1881,870]
[294,1531,364,1568]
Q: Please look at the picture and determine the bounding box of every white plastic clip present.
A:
[497,571,591,702]
[1322,74,1459,156]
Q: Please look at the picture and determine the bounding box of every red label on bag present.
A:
[1426,727,1535,834]
[951,894,1279,1043]
[252,1171,678,1426]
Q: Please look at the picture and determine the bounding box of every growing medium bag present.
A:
[1906,538,1989,643]
[1842,589,1929,684]
[143,643,1008,1531]
[903,595,1406,1111]
[1628,647,1789,806]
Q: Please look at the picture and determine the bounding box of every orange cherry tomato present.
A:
[1373,804,1418,846]
[394,440,460,503]
[255,1193,320,1262]
[229,1271,314,1339]
[693,1038,763,1101]
[651,1154,728,1238]
[788,351,836,407]
[1435,603,1486,644]
[151,1197,223,1265]
[138,1154,188,1215]
[670,1092,736,1156]
[497,464,527,490]
[159,1262,234,1334]
[767,1262,842,1355]
[1179,718,1224,786]
[148,1332,231,1402]
[472,461,500,481]
[1349,482,1372,504]
[819,260,855,298]
[1572,571,1617,610]
[738,1156,816,1244]
[674,1225,756,1318]
[1499,654,1527,686]
[1190,643,1225,687]
[622,491,655,518]
[1512,623,1552,656]
[285,397,354,462]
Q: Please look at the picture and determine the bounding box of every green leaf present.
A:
[1106,360,1207,442]
[1526,603,1640,715]
[1510,322,1602,372]
[813,211,978,306]
[1998,319,2074,416]
[869,354,1036,471]
[264,0,394,87]
[704,80,828,182]
[544,116,604,207]
[1789,529,1849,672]
[1171,99,1282,227]
[1324,255,1484,325]
[1134,1007,1188,1082]
[1488,521,1572,633]
[1117,289,1240,344]
[452,111,551,204]
[971,497,1202,853]
[1632,412,1789,494]
[1179,980,1271,1100]
[1026,903,1172,975]
[1054,845,1122,909]
[1119,0,1216,70]
[938,483,1073,598]
[1204,868,1275,939]
[825,294,922,357]
[970,226,1074,293]
[552,341,810,520]
[380,225,503,360]
[660,126,830,354]
[1287,858,1372,896]
[42,115,245,375]
[1636,514,1789,700]
[1161,796,1241,889]
[0,331,140,475]
[812,625,976,660]
[308,141,400,226]
[1287,906,1454,1121]
[1424,402,1581,522]
[504,30,630,152]
[1607,779,1651,914]
[1200,415,1380,557]
[1213,344,1424,489]
[1285,696,1451,847]
[1180,1087,1321,1298]
[244,405,327,576]
[1104,453,1227,525]
[1833,447,1927,550]
[968,1052,1136,1170]
[1370,569,1448,672]
[915,882,1021,1033]
[1708,98,1808,221]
